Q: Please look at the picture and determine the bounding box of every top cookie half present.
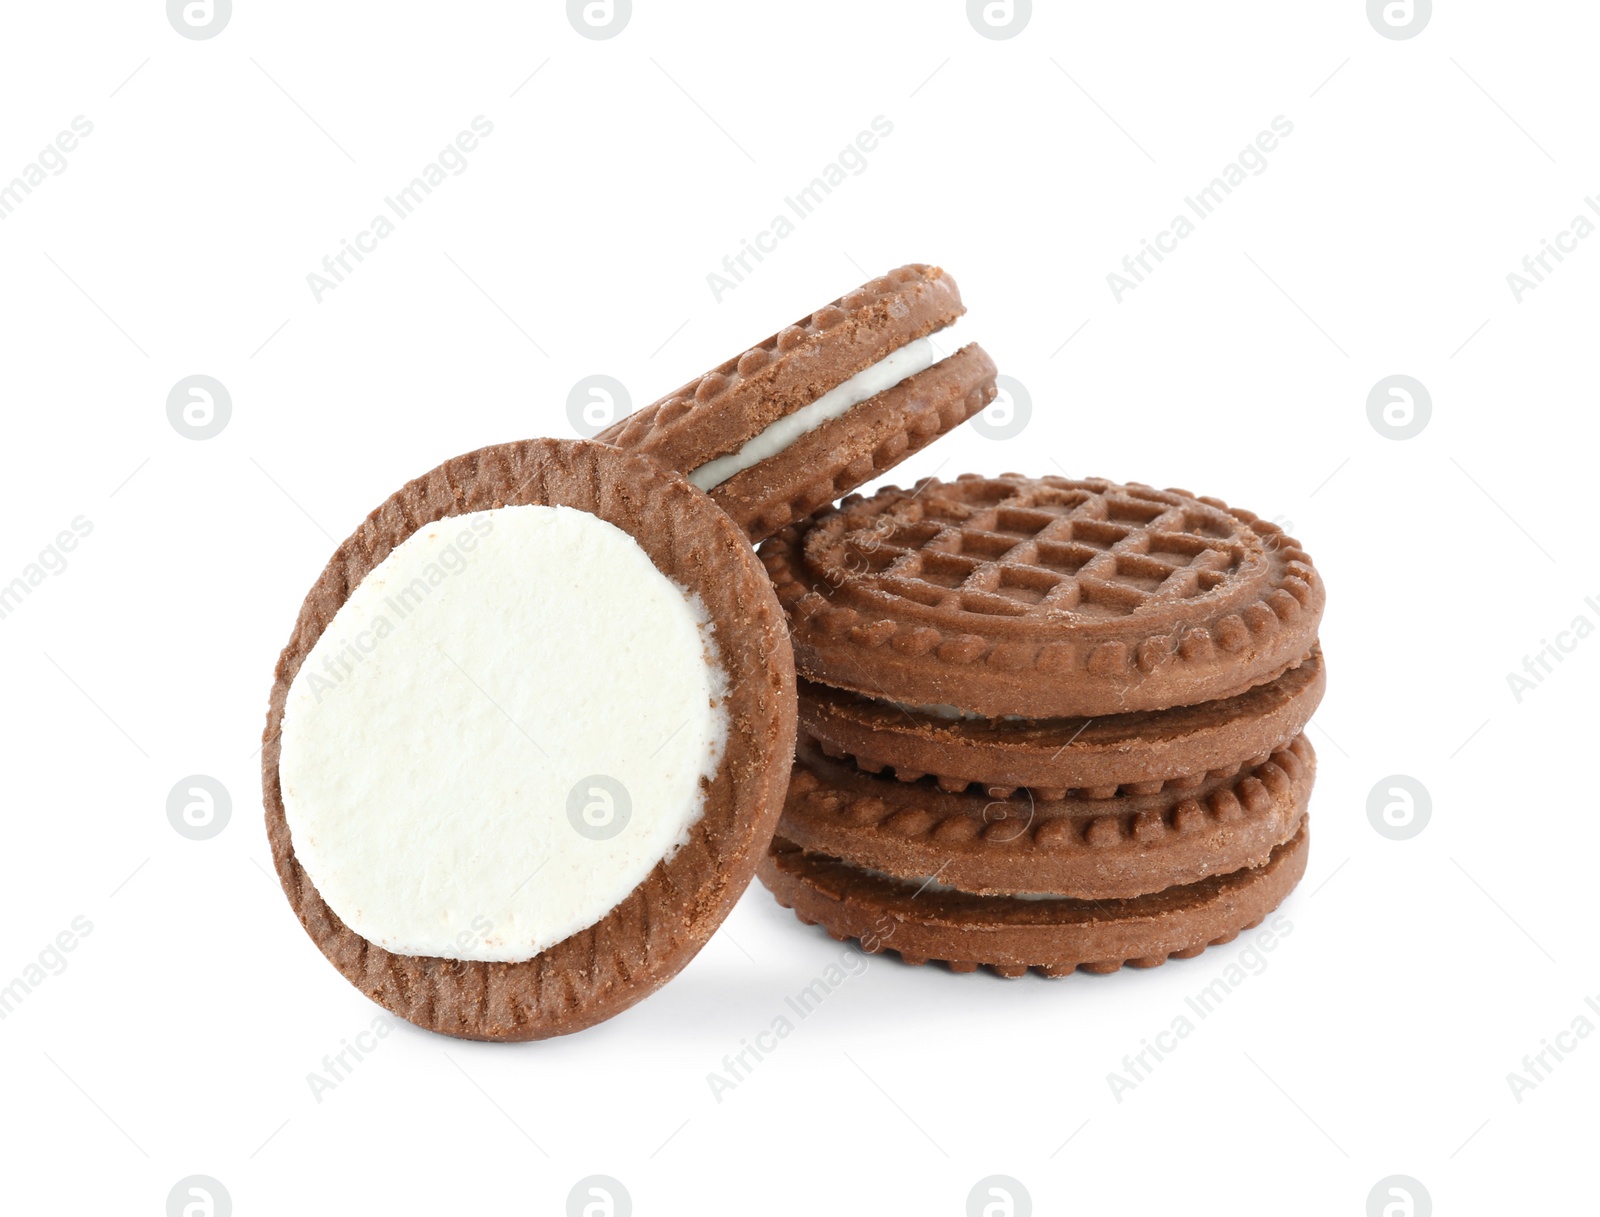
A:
[598,264,998,542]
[759,473,1325,718]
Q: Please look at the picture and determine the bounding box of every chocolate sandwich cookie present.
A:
[757,471,1325,977]
[598,264,998,542]
[799,646,1326,799]
[759,821,1309,977]
[761,474,1325,718]
[779,734,1315,900]
[263,439,796,1040]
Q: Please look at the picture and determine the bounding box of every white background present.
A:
[1,2,1596,1213]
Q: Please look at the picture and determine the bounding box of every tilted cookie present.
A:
[760,474,1325,717]
[598,264,998,542]
[263,439,796,1040]
[760,821,1309,978]
[800,646,1325,799]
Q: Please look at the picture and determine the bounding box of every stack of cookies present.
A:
[263,261,1329,1044]
[753,473,1326,977]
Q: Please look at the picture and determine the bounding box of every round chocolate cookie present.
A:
[760,474,1326,718]
[263,439,796,1040]
[599,264,998,542]
[759,821,1309,978]
[779,734,1313,899]
[800,646,1325,799]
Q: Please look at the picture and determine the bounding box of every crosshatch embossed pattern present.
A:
[760,474,1325,717]
[832,479,1250,621]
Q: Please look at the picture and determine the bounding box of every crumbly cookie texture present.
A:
[761,474,1326,717]
[777,734,1314,900]
[264,439,795,1040]
[760,821,1309,979]
[798,646,1324,798]
[599,264,996,541]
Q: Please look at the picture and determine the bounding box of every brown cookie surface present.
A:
[761,474,1326,717]
[759,820,1309,979]
[779,735,1313,899]
[262,439,796,1041]
[801,646,1325,798]
[712,345,997,541]
[598,264,997,541]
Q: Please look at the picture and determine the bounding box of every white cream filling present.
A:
[688,316,976,491]
[884,699,984,721]
[278,504,728,962]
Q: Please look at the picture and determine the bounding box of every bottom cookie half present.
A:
[758,819,1308,979]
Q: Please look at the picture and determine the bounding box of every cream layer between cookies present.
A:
[688,316,978,491]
